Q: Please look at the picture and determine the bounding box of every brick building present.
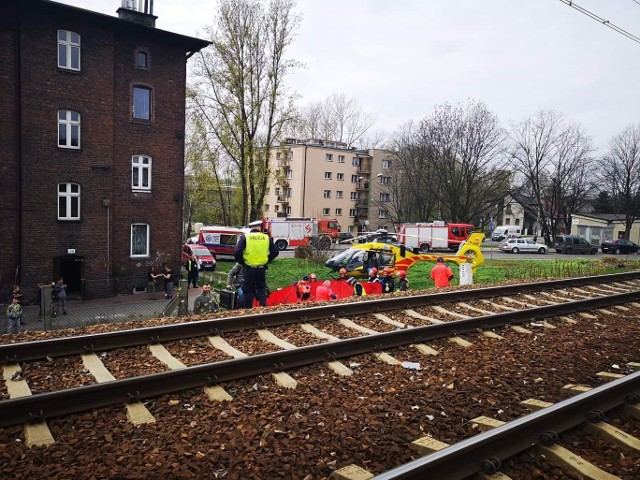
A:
[0,0,209,303]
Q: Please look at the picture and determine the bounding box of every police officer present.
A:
[234,227,279,308]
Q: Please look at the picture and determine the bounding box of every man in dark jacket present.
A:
[187,254,199,289]
[234,228,279,308]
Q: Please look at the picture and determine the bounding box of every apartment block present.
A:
[265,139,395,233]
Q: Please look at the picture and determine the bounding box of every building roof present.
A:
[572,212,629,223]
[5,0,211,53]
[507,190,540,218]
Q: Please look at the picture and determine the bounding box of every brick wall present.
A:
[1,4,193,303]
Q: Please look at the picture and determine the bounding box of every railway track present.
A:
[2,272,640,479]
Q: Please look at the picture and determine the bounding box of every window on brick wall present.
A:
[57,30,80,71]
[136,51,148,69]
[133,86,152,120]
[58,110,80,148]
[131,223,150,257]
[132,155,152,191]
[58,183,80,220]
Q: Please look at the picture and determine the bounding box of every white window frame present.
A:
[352,157,360,167]
[378,210,388,219]
[131,223,150,257]
[285,170,293,179]
[132,155,152,192]
[136,51,148,69]
[58,182,80,220]
[57,30,80,71]
[57,110,81,149]
[351,175,359,183]
[338,155,345,163]
[350,192,358,200]
[349,209,356,218]
[380,176,391,185]
[322,208,330,216]
[336,191,343,199]
[285,206,292,215]
[380,193,391,202]
[382,160,391,169]
[325,153,333,162]
[324,172,332,180]
[337,173,344,181]
[335,208,342,216]
[323,190,331,198]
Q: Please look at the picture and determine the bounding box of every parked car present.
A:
[499,238,547,254]
[182,244,217,271]
[600,239,640,254]
[553,235,598,254]
[338,232,355,243]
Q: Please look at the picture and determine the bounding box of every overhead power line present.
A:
[632,0,640,7]
[558,0,640,44]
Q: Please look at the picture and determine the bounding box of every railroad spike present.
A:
[126,391,141,403]
[587,409,605,422]
[481,456,502,474]
[27,410,44,423]
[539,430,560,446]
[149,336,160,344]
[626,393,640,405]
[205,375,218,386]
[82,344,94,352]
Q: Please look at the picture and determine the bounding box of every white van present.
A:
[491,225,521,241]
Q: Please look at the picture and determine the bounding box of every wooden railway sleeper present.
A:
[481,456,502,474]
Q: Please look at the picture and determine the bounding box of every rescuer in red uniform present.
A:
[430,257,454,288]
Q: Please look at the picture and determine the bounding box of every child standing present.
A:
[6,297,22,334]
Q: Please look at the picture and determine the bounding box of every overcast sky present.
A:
[56,0,639,149]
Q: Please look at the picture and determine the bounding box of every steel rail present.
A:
[372,371,640,480]
[1,271,639,363]
[0,289,638,428]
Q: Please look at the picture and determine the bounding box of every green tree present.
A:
[190,0,300,224]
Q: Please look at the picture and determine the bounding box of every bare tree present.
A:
[509,110,596,240]
[382,101,509,228]
[293,93,377,148]
[190,0,300,224]
[599,124,640,238]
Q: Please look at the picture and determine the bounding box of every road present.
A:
[272,241,639,261]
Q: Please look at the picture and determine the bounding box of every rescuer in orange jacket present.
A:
[431,257,454,288]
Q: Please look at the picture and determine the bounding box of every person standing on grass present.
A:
[234,227,279,308]
[226,262,245,308]
[6,297,22,334]
[379,267,395,293]
[397,270,409,291]
[431,257,454,288]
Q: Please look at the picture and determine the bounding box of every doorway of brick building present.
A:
[53,255,84,300]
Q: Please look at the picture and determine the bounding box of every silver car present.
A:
[499,238,547,254]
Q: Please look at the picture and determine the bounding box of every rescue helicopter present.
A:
[325,229,485,277]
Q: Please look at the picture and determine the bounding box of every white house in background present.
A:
[570,213,640,244]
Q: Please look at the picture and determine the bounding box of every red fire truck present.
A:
[262,217,336,250]
[398,221,475,252]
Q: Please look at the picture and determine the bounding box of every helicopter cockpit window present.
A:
[380,252,395,268]
[346,250,366,270]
